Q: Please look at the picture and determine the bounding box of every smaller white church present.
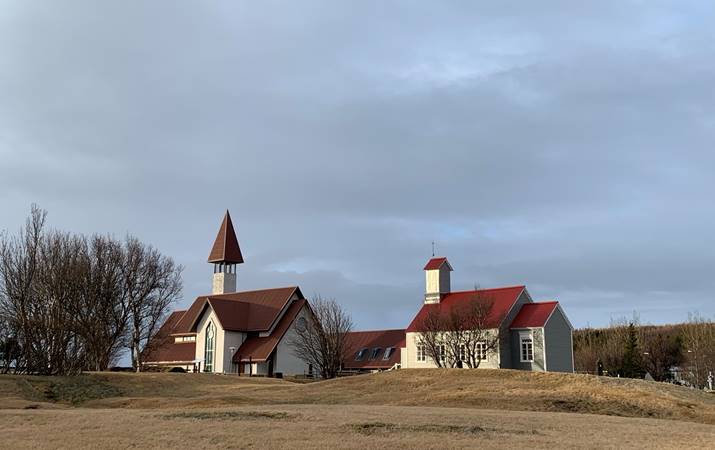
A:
[399,257,574,372]
[143,211,312,375]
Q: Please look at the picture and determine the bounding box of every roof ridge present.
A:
[348,328,406,334]
[206,286,298,297]
[447,285,525,294]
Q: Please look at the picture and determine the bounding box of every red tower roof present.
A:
[424,257,453,271]
[207,210,244,264]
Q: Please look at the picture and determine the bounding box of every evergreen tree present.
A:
[621,323,643,378]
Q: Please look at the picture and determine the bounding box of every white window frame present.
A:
[416,344,426,362]
[476,342,488,361]
[458,344,466,363]
[520,337,534,362]
[438,344,446,364]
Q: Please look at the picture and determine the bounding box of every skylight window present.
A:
[370,347,382,360]
[355,348,368,361]
[383,347,395,360]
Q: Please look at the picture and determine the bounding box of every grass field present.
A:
[1,369,714,449]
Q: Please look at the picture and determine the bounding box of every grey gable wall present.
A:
[498,289,531,369]
[544,307,574,373]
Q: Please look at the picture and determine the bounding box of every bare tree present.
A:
[681,313,715,388]
[73,235,128,371]
[459,298,499,369]
[122,237,183,372]
[640,326,683,381]
[289,296,352,379]
[415,293,498,369]
[415,307,447,368]
[0,205,47,373]
[0,312,20,373]
[0,206,183,374]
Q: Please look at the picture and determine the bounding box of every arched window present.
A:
[204,321,215,372]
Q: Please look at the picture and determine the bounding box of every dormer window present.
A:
[370,347,382,360]
[355,348,368,361]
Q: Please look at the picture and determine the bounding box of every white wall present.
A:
[196,306,247,374]
[245,362,269,376]
[402,331,500,369]
[274,305,311,376]
[223,330,246,374]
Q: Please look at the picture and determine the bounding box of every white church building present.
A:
[143,211,312,376]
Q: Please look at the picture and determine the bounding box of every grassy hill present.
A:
[2,370,714,449]
[2,369,714,423]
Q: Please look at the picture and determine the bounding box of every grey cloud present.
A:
[1,1,714,336]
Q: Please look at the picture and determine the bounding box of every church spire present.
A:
[208,210,242,295]
[207,210,244,264]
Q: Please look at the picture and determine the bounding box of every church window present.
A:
[204,321,216,372]
[383,347,395,360]
[295,317,307,332]
[416,344,426,362]
[476,342,488,360]
[520,337,533,362]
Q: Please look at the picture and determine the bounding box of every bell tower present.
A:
[423,257,452,304]
[207,210,244,295]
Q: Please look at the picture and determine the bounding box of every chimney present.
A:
[423,257,452,304]
[207,210,244,295]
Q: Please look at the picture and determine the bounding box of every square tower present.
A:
[423,257,453,304]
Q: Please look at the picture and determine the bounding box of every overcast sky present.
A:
[1,1,714,332]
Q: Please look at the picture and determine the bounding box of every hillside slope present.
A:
[2,369,713,424]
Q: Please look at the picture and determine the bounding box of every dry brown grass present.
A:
[2,404,714,449]
[1,369,714,449]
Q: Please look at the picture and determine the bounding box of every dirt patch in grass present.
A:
[349,420,543,437]
[163,410,292,421]
[350,421,488,435]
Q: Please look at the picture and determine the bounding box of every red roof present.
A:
[423,257,452,271]
[207,210,244,264]
[143,311,196,363]
[233,299,307,362]
[343,329,405,370]
[510,301,558,329]
[406,285,525,332]
[173,286,302,333]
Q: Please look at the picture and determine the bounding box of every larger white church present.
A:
[143,211,312,375]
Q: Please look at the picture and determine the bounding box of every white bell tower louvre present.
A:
[423,257,453,304]
[207,210,244,295]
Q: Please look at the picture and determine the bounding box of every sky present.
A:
[1,1,714,333]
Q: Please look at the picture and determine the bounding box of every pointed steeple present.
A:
[207,210,244,264]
